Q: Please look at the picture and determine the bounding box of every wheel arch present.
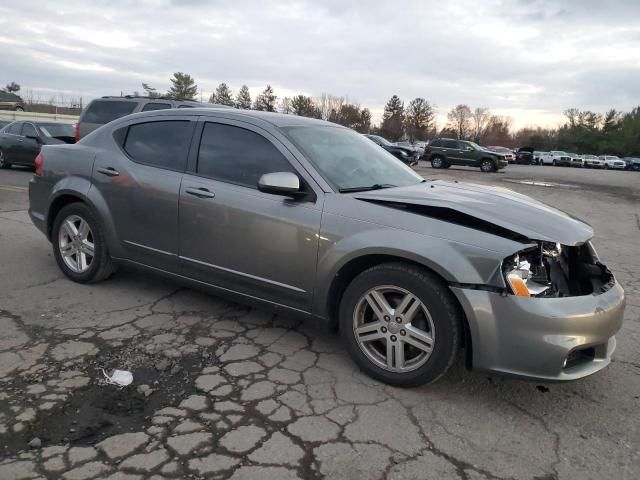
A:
[321,252,473,367]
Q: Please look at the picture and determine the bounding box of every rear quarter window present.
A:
[123,120,192,171]
[82,100,137,125]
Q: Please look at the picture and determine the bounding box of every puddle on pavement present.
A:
[502,179,575,188]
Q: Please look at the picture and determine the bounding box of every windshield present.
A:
[39,124,74,138]
[284,126,423,192]
[368,134,393,146]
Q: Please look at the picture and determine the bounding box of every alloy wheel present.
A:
[432,157,443,168]
[58,214,95,273]
[352,285,435,373]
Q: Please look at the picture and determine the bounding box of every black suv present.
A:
[363,134,419,166]
[426,138,507,172]
[76,96,230,141]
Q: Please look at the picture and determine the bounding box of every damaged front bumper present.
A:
[451,280,624,381]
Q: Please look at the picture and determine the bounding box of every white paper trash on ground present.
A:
[102,369,133,387]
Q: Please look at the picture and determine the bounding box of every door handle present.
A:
[17,138,23,142]
[97,167,119,177]
[185,187,215,199]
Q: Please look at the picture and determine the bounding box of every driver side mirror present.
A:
[258,172,304,197]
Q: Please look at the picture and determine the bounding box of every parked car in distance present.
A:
[569,153,584,168]
[582,154,604,168]
[599,155,626,170]
[515,146,535,164]
[0,91,25,111]
[426,138,508,172]
[549,151,572,166]
[538,152,554,165]
[75,95,230,141]
[364,134,419,166]
[0,121,74,169]
[28,108,624,386]
[396,141,427,159]
[486,146,515,163]
[623,157,640,171]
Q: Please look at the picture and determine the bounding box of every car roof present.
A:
[123,107,338,128]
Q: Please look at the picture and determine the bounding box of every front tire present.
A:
[339,263,461,387]
[0,150,11,169]
[52,203,115,283]
[480,159,495,172]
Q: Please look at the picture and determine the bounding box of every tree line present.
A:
[9,71,637,156]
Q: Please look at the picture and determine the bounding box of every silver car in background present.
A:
[28,109,625,386]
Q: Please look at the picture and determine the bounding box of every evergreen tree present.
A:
[253,85,277,112]
[236,85,252,109]
[405,98,436,141]
[210,83,234,106]
[290,95,321,118]
[141,83,160,98]
[167,72,198,100]
[380,95,405,141]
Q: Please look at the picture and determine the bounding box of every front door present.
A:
[91,117,196,271]
[179,119,323,312]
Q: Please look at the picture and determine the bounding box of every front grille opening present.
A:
[563,347,596,370]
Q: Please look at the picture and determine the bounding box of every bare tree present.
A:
[314,93,345,121]
[446,104,473,139]
[471,107,491,142]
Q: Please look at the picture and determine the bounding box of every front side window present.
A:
[22,124,38,138]
[197,122,293,188]
[442,140,459,149]
[123,121,191,171]
[285,126,422,192]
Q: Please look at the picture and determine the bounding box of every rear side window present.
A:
[123,121,192,171]
[7,122,22,135]
[177,105,194,109]
[83,100,137,124]
[442,140,459,149]
[141,102,171,112]
[197,123,293,188]
[430,139,442,147]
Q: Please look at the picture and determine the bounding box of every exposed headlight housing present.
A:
[503,244,561,297]
[398,150,408,156]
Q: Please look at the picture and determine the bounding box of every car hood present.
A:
[354,180,593,246]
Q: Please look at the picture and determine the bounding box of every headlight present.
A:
[503,247,557,297]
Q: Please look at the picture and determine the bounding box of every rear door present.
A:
[1,122,23,163]
[441,139,462,164]
[91,116,196,271]
[19,123,42,165]
[178,118,323,311]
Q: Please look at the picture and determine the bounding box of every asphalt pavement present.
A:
[0,163,638,479]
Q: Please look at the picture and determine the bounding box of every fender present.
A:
[312,225,508,318]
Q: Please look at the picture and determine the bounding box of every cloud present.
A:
[0,0,638,128]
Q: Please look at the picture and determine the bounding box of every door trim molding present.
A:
[179,255,306,293]
[123,240,176,257]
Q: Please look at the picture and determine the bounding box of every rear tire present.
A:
[430,156,445,169]
[480,159,495,172]
[339,262,461,387]
[0,150,11,169]
[52,203,115,284]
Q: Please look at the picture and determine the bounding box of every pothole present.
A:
[0,354,208,457]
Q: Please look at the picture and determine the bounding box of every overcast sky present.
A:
[1,0,639,129]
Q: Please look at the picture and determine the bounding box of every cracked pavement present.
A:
[0,165,638,479]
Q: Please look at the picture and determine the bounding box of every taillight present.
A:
[424,146,431,153]
[34,153,44,176]
[74,122,80,143]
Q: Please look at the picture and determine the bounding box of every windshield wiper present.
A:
[338,183,397,193]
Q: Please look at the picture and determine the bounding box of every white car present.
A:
[569,153,584,168]
[549,151,572,166]
[583,154,604,168]
[538,152,555,165]
[599,155,626,170]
